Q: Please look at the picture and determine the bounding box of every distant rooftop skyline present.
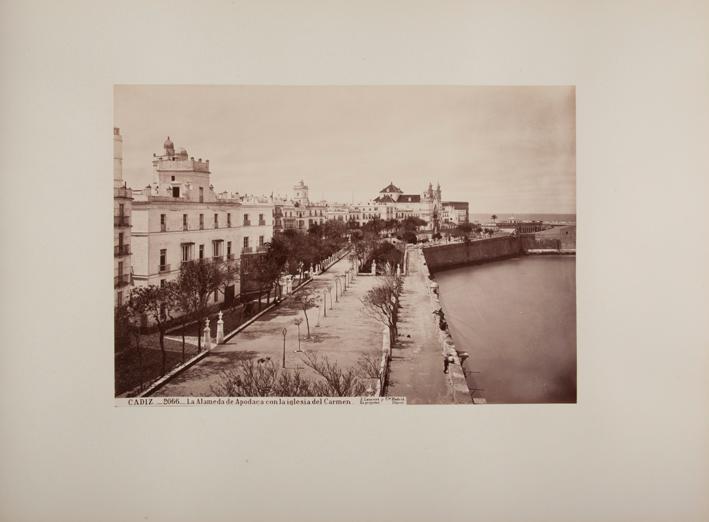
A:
[114,85,575,214]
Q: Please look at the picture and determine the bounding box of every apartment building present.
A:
[113,128,133,307]
[130,137,273,307]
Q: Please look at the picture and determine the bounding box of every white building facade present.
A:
[131,137,273,307]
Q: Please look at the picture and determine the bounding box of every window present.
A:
[227,213,231,227]
[199,244,204,259]
[119,203,125,216]
[199,214,204,230]
[160,214,166,232]
[243,237,249,248]
[183,214,188,231]
[116,291,123,307]
[214,213,219,228]
[160,279,166,288]
[259,213,265,225]
[159,249,167,272]
[212,240,223,258]
[199,187,204,203]
[171,175,175,181]
[118,261,124,276]
[227,241,232,256]
[243,213,250,226]
[181,243,192,262]
[118,232,124,247]
[259,235,264,246]
[172,186,180,198]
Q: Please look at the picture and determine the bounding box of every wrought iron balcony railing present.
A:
[242,246,253,254]
[114,215,130,227]
[114,244,130,256]
[243,220,252,226]
[114,274,131,287]
[159,263,170,273]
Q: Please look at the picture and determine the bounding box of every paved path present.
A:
[386,248,455,404]
[153,254,384,396]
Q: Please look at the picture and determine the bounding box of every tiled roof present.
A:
[398,194,421,203]
[374,195,395,203]
[379,182,403,194]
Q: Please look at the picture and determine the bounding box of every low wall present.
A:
[422,235,571,272]
[422,236,525,272]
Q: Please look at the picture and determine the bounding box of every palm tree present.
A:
[491,214,498,224]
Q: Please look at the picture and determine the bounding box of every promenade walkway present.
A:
[153,255,384,396]
[386,248,455,404]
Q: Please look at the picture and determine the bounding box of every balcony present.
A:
[159,264,171,273]
[114,186,132,199]
[242,246,253,254]
[114,244,130,257]
[114,215,130,227]
[226,253,235,260]
[212,255,224,262]
[257,245,267,253]
[114,274,131,288]
[243,220,252,226]
[258,219,266,226]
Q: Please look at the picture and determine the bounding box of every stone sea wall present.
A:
[422,236,525,272]
[411,245,474,403]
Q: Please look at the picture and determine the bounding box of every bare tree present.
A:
[210,359,314,397]
[300,352,367,396]
[360,269,403,344]
[292,289,317,339]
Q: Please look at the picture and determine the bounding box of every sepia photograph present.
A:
[5,1,708,521]
[114,85,576,404]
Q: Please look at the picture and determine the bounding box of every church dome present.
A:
[164,136,173,148]
[177,147,188,158]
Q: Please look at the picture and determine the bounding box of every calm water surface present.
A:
[435,256,576,403]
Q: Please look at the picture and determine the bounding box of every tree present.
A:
[125,289,150,391]
[400,216,427,232]
[176,259,236,352]
[129,283,177,376]
[167,282,196,363]
[114,303,132,353]
[300,352,368,396]
[210,359,314,397]
[250,251,284,309]
[453,222,474,237]
[360,269,403,344]
[292,289,317,339]
[491,214,498,224]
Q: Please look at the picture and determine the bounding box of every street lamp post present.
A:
[281,327,287,368]
[323,289,328,317]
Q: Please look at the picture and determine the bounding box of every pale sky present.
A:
[114,85,575,214]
